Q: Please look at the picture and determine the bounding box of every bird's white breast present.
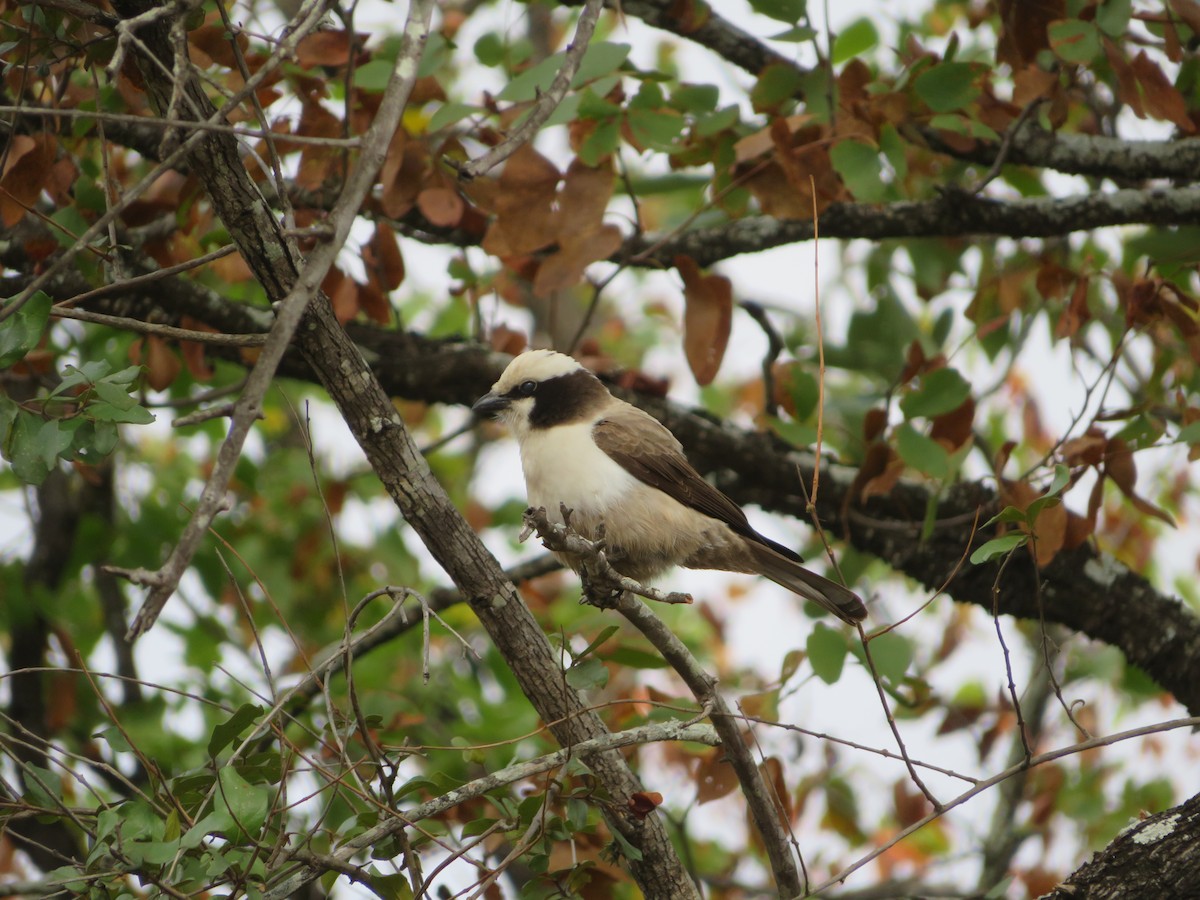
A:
[519,422,639,519]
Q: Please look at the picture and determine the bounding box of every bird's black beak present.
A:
[472,390,510,419]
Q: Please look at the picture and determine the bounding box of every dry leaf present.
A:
[294,30,368,69]
[364,224,405,291]
[144,335,182,392]
[1131,50,1195,132]
[0,134,56,226]
[417,186,465,228]
[481,144,561,257]
[676,255,732,386]
[694,748,739,804]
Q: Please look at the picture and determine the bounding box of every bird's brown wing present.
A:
[593,403,867,624]
[592,405,755,538]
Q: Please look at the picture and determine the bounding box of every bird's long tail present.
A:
[747,539,867,624]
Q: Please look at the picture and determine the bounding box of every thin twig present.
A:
[261,720,720,900]
[51,305,267,345]
[805,715,1200,895]
[122,0,438,639]
[520,508,804,897]
[454,0,605,180]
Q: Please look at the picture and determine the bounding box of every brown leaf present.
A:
[188,24,250,69]
[556,159,615,240]
[627,791,663,820]
[357,279,390,325]
[1011,65,1060,107]
[1061,429,1106,467]
[863,407,889,442]
[930,397,975,450]
[1104,437,1176,526]
[417,186,465,228]
[0,134,56,227]
[760,757,793,824]
[1054,275,1090,340]
[364,224,405,291]
[322,268,360,323]
[996,0,1065,67]
[532,224,622,297]
[380,130,429,219]
[481,144,561,257]
[144,335,182,392]
[694,748,739,804]
[1032,499,1067,566]
[1131,50,1195,132]
[676,255,732,386]
[294,31,368,69]
[1103,38,1144,118]
[179,317,216,382]
[1171,0,1200,33]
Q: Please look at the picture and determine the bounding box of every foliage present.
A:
[2,0,1200,897]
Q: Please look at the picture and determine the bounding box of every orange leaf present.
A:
[676,255,732,386]
[188,24,250,68]
[364,223,405,291]
[1131,50,1195,132]
[532,224,622,298]
[1054,275,1090,340]
[0,134,56,227]
[694,748,739,804]
[555,159,614,241]
[144,335,182,392]
[480,144,561,257]
[417,186,465,227]
[627,791,663,820]
[930,397,975,450]
[996,0,1064,67]
[294,31,368,69]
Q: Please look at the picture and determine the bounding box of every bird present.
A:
[472,349,866,624]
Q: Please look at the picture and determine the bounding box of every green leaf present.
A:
[602,645,670,669]
[352,59,394,91]
[913,62,980,112]
[428,101,477,132]
[8,411,53,485]
[807,623,847,684]
[0,395,17,451]
[1048,19,1100,64]
[695,105,740,136]
[830,139,886,203]
[896,422,950,479]
[751,62,803,112]
[572,42,631,86]
[867,632,913,682]
[0,291,52,367]
[49,361,113,398]
[970,532,1028,564]
[215,767,269,839]
[900,367,971,419]
[749,0,806,24]
[578,118,620,166]
[565,656,609,691]
[367,870,415,900]
[498,42,630,103]
[1177,421,1200,444]
[670,83,718,114]
[575,625,619,662]
[832,18,878,65]
[93,379,138,410]
[89,401,155,424]
[208,703,265,758]
[1096,0,1132,37]
[627,106,684,150]
[983,505,1030,528]
[473,32,505,66]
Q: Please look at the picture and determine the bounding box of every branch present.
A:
[455,0,605,180]
[1042,789,1200,899]
[118,0,437,638]
[523,507,804,899]
[622,186,1200,268]
[262,720,720,899]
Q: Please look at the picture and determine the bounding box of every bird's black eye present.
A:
[518,380,537,396]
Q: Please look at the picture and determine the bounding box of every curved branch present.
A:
[622,186,1200,267]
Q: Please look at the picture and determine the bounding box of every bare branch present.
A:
[261,720,720,899]
[454,0,605,180]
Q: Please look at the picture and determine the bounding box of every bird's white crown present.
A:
[492,349,584,392]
